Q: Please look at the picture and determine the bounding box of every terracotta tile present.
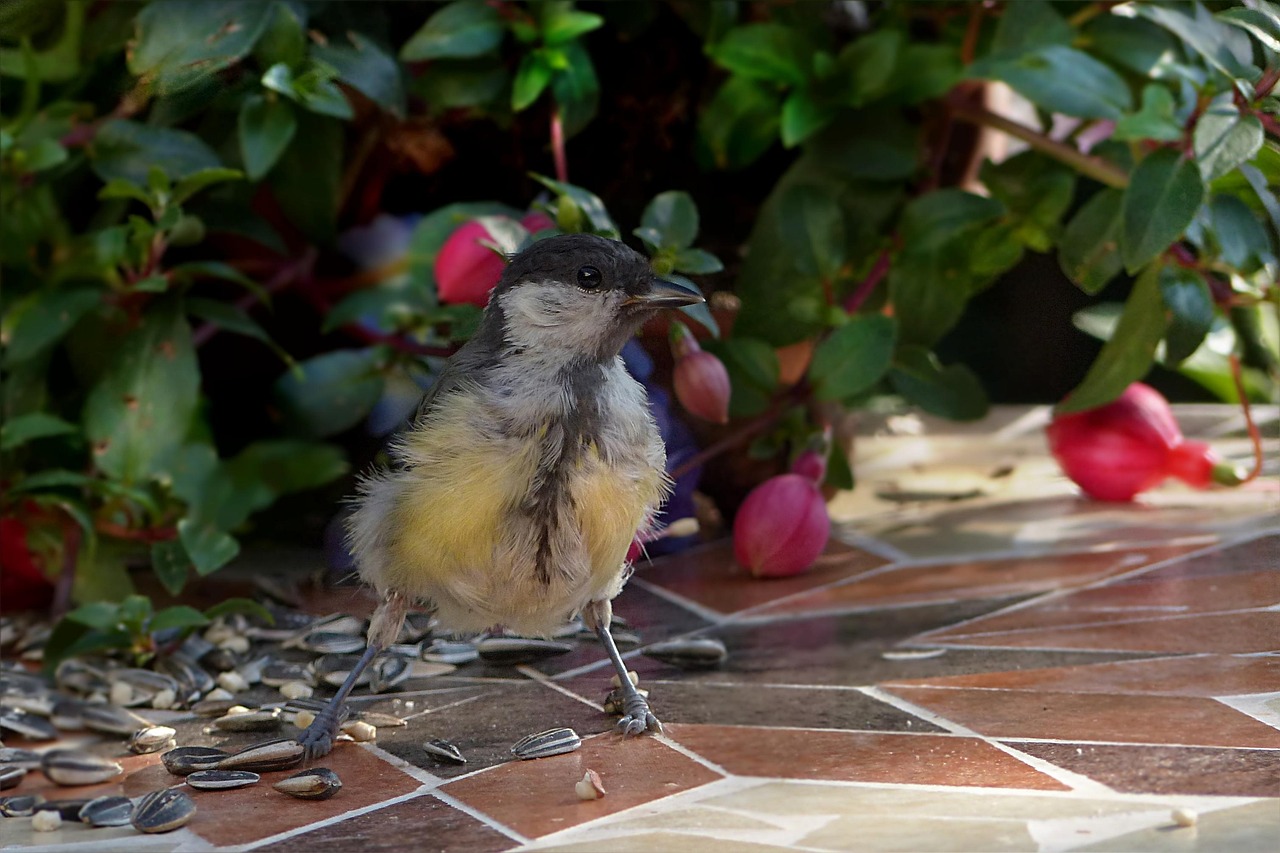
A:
[255,793,515,852]
[441,733,722,839]
[1074,799,1280,852]
[885,686,1280,748]
[635,538,889,617]
[7,748,165,801]
[884,654,1280,697]
[931,611,1280,655]
[664,724,1068,790]
[121,742,422,848]
[1011,742,1280,797]
[755,546,1197,618]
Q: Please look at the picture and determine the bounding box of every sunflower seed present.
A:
[354,711,405,728]
[422,739,466,765]
[157,652,215,695]
[51,698,87,730]
[79,795,133,827]
[642,637,728,669]
[420,639,478,665]
[35,798,93,819]
[201,646,240,673]
[272,767,342,800]
[279,681,313,700]
[54,658,111,695]
[609,630,643,647]
[602,686,648,715]
[370,654,410,693]
[260,661,312,688]
[0,682,55,716]
[310,614,367,636]
[41,750,124,786]
[399,611,435,643]
[0,706,57,740]
[162,746,230,776]
[216,670,250,693]
[128,725,178,755]
[0,747,42,769]
[82,703,150,736]
[132,787,196,833]
[313,654,372,688]
[236,654,272,685]
[1,794,43,817]
[0,766,24,790]
[191,698,239,717]
[510,727,581,760]
[216,738,304,773]
[214,708,282,732]
[477,637,574,666]
[340,720,376,742]
[186,769,260,790]
[299,631,366,655]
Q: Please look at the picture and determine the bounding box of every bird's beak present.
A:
[625,278,705,308]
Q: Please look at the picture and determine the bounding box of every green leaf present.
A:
[130,1,273,94]
[673,248,724,275]
[640,191,699,249]
[1194,100,1264,183]
[413,58,509,109]
[698,75,781,171]
[148,605,209,633]
[91,120,222,187]
[775,183,844,279]
[1112,85,1184,143]
[550,40,599,137]
[171,168,244,207]
[275,349,385,437]
[825,438,854,491]
[835,29,901,106]
[667,274,720,337]
[1207,194,1274,274]
[1133,2,1256,87]
[885,43,962,105]
[0,412,77,450]
[530,175,618,237]
[542,6,604,44]
[314,32,406,117]
[991,0,1072,54]
[177,517,240,576]
[237,95,297,181]
[1218,7,1280,53]
[400,0,505,61]
[979,152,1076,246]
[706,337,779,418]
[1058,263,1166,413]
[150,540,191,597]
[1121,149,1205,273]
[800,110,920,181]
[809,315,897,402]
[1083,14,1177,77]
[780,89,838,148]
[66,601,121,631]
[268,112,342,242]
[261,61,353,120]
[972,45,1132,120]
[709,23,809,87]
[9,470,94,494]
[203,597,275,624]
[899,189,1004,252]
[890,346,989,421]
[226,440,349,498]
[1160,266,1215,365]
[1059,187,1124,294]
[253,1,307,69]
[82,297,200,482]
[512,51,554,110]
[184,297,269,343]
[888,250,969,348]
[5,287,100,364]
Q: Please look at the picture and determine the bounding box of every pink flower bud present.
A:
[521,211,556,234]
[435,219,511,306]
[1047,382,1243,502]
[791,450,827,485]
[670,323,730,424]
[733,474,831,578]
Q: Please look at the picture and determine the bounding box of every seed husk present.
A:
[422,739,466,765]
[41,749,123,786]
[0,765,25,790]
[370,654,410,693]
[477,637,574,666]
[132,787,196,833]
[642,637,728,670]
[216,738,304,773]
[192,698,239,717]
[279,681,313,700]
[574,769,606,800]
[420,639,479,665]
[313,653,373,688]
[157,651,216,695]
[214,707,282,732]
[82,703,150,736]
[0,706,58,740]
[0,794,44,817]
[354,711,405,728]
[201,647,240,673]
[128,725,178,755]
[35,798,93,819]
[272,767,342,800]
[510,727,581,760]
[51,698,87,730]
[261,661,312,688]
[162,746,230,776]
[300,631,367,655]
[186,769,260,790]
[0,747,41,769]
[79,795,134,827]
[340,720,376,742]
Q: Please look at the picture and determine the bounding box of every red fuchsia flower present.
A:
[435,219,513,306]
[733,449,832,578]
[670,321,730,425]
[521,211,556,234]
[1047,382,1244,502]
[0,515,54,613]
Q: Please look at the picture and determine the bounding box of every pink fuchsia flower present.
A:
[435,219,513,306]
[670,322,730,425]
[1047,382,1243,502]
[733,473,831,578]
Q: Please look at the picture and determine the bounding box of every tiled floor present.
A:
[2,404,1277,851]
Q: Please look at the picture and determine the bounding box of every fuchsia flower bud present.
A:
[435,219,512,306]
[1047,382,1244,502]
[670,322,730,425]
[733,474,831,578]
[521,211,556,234]
[790,426,833,485]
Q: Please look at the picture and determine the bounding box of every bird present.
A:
[297,232,704,758]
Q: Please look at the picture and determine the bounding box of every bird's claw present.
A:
[296,711,341,760]
[615,693,662,737]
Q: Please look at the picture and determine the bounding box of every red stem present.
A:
[50,518,82,620]
[843,250,892,313]
[1228,355,1264,485]
[551,109,568,183]
[192,249,316,348]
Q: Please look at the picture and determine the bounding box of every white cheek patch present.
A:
[498,282,620,357]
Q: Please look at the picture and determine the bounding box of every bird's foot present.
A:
[615,690,662,737]
[296,707,344,760]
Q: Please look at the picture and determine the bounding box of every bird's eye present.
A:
[577,265,602,289]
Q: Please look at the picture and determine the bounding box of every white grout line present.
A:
[359,740,447,787]
[429,787,532,847]
[858,686,1116,797]
[928,605,1279,642]
[994,736,1280,750]
[236,787,435,851]
[515,664,605,712]
[628,576,730,625]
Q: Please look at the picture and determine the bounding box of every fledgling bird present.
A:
[297,233,704,758]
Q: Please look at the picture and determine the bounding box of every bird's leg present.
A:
[584,598,662,736]
[297,589,408,759]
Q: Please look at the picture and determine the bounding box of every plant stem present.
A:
[670,409,784,481]
[843,249,892,313]
[192,249,316,348]
[947,98,1130,188]
[551,109,568,183]
[50,519,82,620]
[1228,354,1265,484]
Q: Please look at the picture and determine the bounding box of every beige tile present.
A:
[799,814,1037,852]
[1075,799,1280,852]
[535,831,798,852]
[614,806,782,833]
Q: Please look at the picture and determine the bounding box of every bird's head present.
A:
[487,234,703,363]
